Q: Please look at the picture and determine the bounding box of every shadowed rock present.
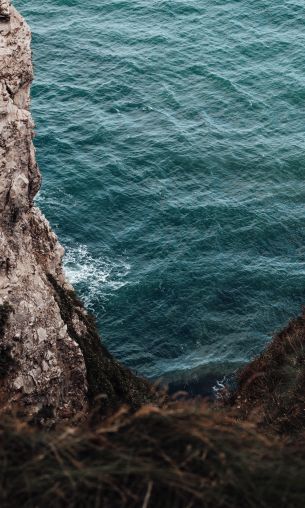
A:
[0,1,10,21]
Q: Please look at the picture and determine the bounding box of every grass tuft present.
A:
[1,403,305,508]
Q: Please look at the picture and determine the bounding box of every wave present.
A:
[64,244,131,310]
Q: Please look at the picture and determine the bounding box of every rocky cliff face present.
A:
[0,4,151,425]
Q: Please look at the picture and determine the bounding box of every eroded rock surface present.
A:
[0,1,10,21]
[0,6,89,423]
[0,5,151,424]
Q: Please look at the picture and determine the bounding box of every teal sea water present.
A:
[15,0,305,381]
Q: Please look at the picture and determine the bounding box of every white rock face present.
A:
[0,6,89,423]
[0,5,152,424]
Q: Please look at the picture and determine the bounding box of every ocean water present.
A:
[15,0,305,381]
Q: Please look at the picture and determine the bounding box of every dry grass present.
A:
[3,308,305,506]
[1,402,305,508]
[232,309,305,433]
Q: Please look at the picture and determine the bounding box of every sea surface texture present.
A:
[15,0,305,381]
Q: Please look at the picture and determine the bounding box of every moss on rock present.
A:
[0,303,14,378]
[47,273,155,415]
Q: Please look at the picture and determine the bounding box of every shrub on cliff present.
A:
[233,310,305,434]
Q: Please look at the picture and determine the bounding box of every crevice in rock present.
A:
[0,303,14,378]
[0,302,12,340]
[4,81,13,100]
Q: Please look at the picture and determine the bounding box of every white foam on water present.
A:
[35,188,77,209]
[63,244,131,309]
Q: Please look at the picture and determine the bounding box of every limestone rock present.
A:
[0,6,88,423]
[0,5,152,425]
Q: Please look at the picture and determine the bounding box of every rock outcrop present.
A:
[0,1,10,22]
[0,4,151,424]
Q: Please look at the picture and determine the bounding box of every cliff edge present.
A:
[1,5,305,507]
[0,3,151,425]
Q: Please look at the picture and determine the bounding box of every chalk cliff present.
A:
[0,3,151,424]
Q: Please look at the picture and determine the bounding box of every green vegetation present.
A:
[47,274,154,413]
